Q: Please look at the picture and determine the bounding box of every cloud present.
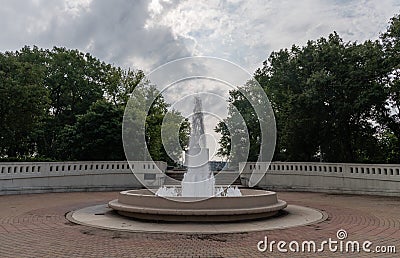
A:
[1,0,399,72]
[0,0,192,71]
[147,0,400,72]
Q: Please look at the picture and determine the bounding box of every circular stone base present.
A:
[108,189,287,222]
[66,204,327,234]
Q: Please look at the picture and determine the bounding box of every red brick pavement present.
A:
[0,191,398,257]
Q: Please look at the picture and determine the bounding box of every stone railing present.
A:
[239,162,400,196]
[2,160,399,196]
[0,161,167,195]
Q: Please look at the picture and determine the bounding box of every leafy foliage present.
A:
[0,46,189,163]
[216,15,400,164]
[0,49,49,158]
[54,100,124,160]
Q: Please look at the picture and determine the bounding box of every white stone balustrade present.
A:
[1,160,399,196]
[0,161,167,195]
[239,162,400,196]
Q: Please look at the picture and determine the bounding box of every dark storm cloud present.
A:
[0,0,191,70]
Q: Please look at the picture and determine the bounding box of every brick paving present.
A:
[0,191,398,257]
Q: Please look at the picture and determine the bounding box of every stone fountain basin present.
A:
[108,189,287,222]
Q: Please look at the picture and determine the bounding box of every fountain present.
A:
[109,97,287,222]
[155,97,240,197]
[181,96,216,197]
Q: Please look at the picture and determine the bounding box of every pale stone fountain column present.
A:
[181,97,215,197]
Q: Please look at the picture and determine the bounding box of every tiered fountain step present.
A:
[108,189,287,222]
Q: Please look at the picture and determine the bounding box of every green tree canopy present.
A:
[216,14,400,164]
[0,50,49,158]
[0,46,189,163]
[54,100,124,160]
[256,33,388,162]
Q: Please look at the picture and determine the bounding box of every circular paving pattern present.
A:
[0,191,399,257]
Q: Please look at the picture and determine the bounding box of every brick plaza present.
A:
[0,191,398,257]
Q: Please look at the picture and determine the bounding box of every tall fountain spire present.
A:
[155,96,242,198]
[189,97,206,150]
[181,96,215,197]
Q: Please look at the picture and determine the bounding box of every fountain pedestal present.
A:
[182,147,216,197]
[181,177,215,197]
[109,189,287,222]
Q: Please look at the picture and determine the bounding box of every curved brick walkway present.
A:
[0,191,398,257]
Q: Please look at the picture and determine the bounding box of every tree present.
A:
[378,14,400,163]
[144,85,189,164]
[215,88,259,164]
[254,33,388,163]
[215,79,276,167]
[0,45,190,162]
[104,67,145,106]
[161,110,190,165]
[123,83,189,165]
[34,47,112,158]
[0,51,49,158]
[54,100,125,160]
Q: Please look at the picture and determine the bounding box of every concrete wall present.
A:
[0,161,167,195]
[239,162,400,196]
[2,160,399,196]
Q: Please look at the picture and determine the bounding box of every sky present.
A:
[1,0,399,73]
[1,0,400,160]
